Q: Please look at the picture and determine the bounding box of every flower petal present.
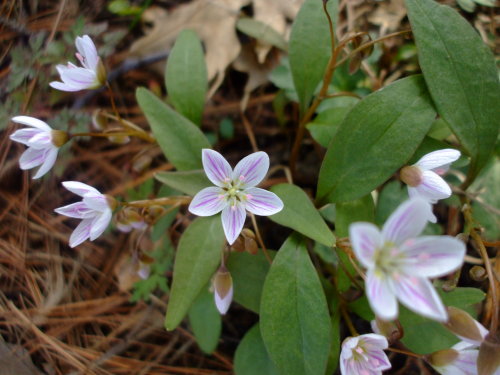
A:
[365,269,398,321]
[189,187,227,216]
[393,275,447,322]
[349,223,382,269]
[69,218,93,248]
[11,116,51,131]
[26,131,52,149]
[243,187,283,216]
[62,181,100,197]
[89,209,112,241]
[432,349,478,375]
[415,149,460,172]
[407,187,438,223]
[202,149,233,187]
[221,204,246,245]
[33,147,58,179]
[382,198,432,246]
[232,151,269,187]
[49,80,83,92]
[83,192,109,212]
[413,170,452,204]
[10,128,43,145]
[59,66,97,90]
[19,147,46,170]
[54,202,96,219]
[75,35,99,70]
[400,236,465,278]
[215,286,233,315]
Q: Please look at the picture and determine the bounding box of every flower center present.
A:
[373,242,404,275]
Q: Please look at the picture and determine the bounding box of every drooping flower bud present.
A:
[478,332,500,375]
[213,265,233,315]
[242,228,258,255]
[444,307,488,346]
[427,349,460,368]
[371,318,402,342]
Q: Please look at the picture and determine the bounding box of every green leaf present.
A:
[188,286,221,354]
[405,0,500,182]
[234,323,279,375]
[317,75,436,204]
[260,234,332,375]
[306,106,352,148]
[136,87,211,171]
[226,250,275,313]
[375,181,408,226]
[236,18,287,51]
[165,30,207,126]
[270,184,335,247]
[289,0,338,113]
[400,287,485,354]
[155,170,211,196]
[165,216,225,330]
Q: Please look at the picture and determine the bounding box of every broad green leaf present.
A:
[260,234,332,375]
[270,184,335,247]
[405,0,500,182]
[306,106,352,148]
[165,216,225,330]
[188,286,221,354]
[165,30,207,126]
[317,75,436,204]
[400,287,485,354]
[236,18,287,51]
[289,0,338,113]
[325,293,341,375]
[234,323,279,375]
[335,194,374,292]
[226,250,275,313]
[136,88,210,171]
[155,170,210,196]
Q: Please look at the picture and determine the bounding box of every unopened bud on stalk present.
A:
[470,265,487,282]
[242,228,258,255]
[444,307,488,346]
[144,205,165,224]
[213,265,233,315]
[427,349,460,368]
[371,318,402,342]
[115,207,146,232]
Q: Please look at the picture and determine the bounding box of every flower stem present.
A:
[124,196,192,208]
[340,304,358,336]
[250,213,272,264]
[387,347,423,359]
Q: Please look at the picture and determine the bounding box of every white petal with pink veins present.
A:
[244,187,283,216]
[232,151,269,187]
[349,223,382,269]
[189,187,227,216]
[202,149,233,187]
[221,204,246,245]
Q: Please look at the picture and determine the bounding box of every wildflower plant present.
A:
[7,0,500,374]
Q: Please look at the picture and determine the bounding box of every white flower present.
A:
[50,35,106,92]
[429,341,480,375]
[400,148,460,206]
[340,334,391,375]
[10,116,66,179]
[189,149,284,245]
[55,182,113,247]
[349,197,466,322]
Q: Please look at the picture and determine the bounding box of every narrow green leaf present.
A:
[234,323,279,375]
[405,0,500,182]
[226,250,275,313]
[188,286,221,354]
[136,87,211,171]
[165,216,225,330]
[236,18,287,51]
[317,75,436,204]
[155,170,210,196]
[289,0,338,113]
[260,234,332,375]
[269,184,334,246]
[165,30,207,126]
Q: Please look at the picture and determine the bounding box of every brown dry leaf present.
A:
[0,340,43,375]
[129,0,250,96]
[252,0,304,63]
[368,0,406,35]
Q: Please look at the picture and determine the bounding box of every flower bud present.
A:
[242,228,258,255]
[371,318,402,342]
[144,205,165,224]
[400,165,423,187]
[470,266,487,282]
[427,349,460,367]
[213,266,233,315]
[478,332,500,375]
[444,307,488,346]
[92,109,107,131]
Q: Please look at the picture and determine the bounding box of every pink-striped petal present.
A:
[413,170,452,204]
[54,202,96,219]
[382,198,432,246]
[432,349,478,375]
[19,147,46,170]
[10,128,43,145]
[365,269,398,321]
[26,131,52,149]
[89,209,112,240]
[349,223,382,269]
[83,192,110,212]
[69,218,93,248]
[62,181,100,197]
[75,35,99,70]
[393,275,447,322]
[400,236,465,278]
[243,187,283,216]
[415,149,460,172]
[202,149,233,187]
[215,285,233,315]
[33,147,58,179]
[189,187,227,216]
[221,204,246,245]
[59,66,96,89]
[49,80,83,92]
[232,151,269,188]
[11,116,51,131]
